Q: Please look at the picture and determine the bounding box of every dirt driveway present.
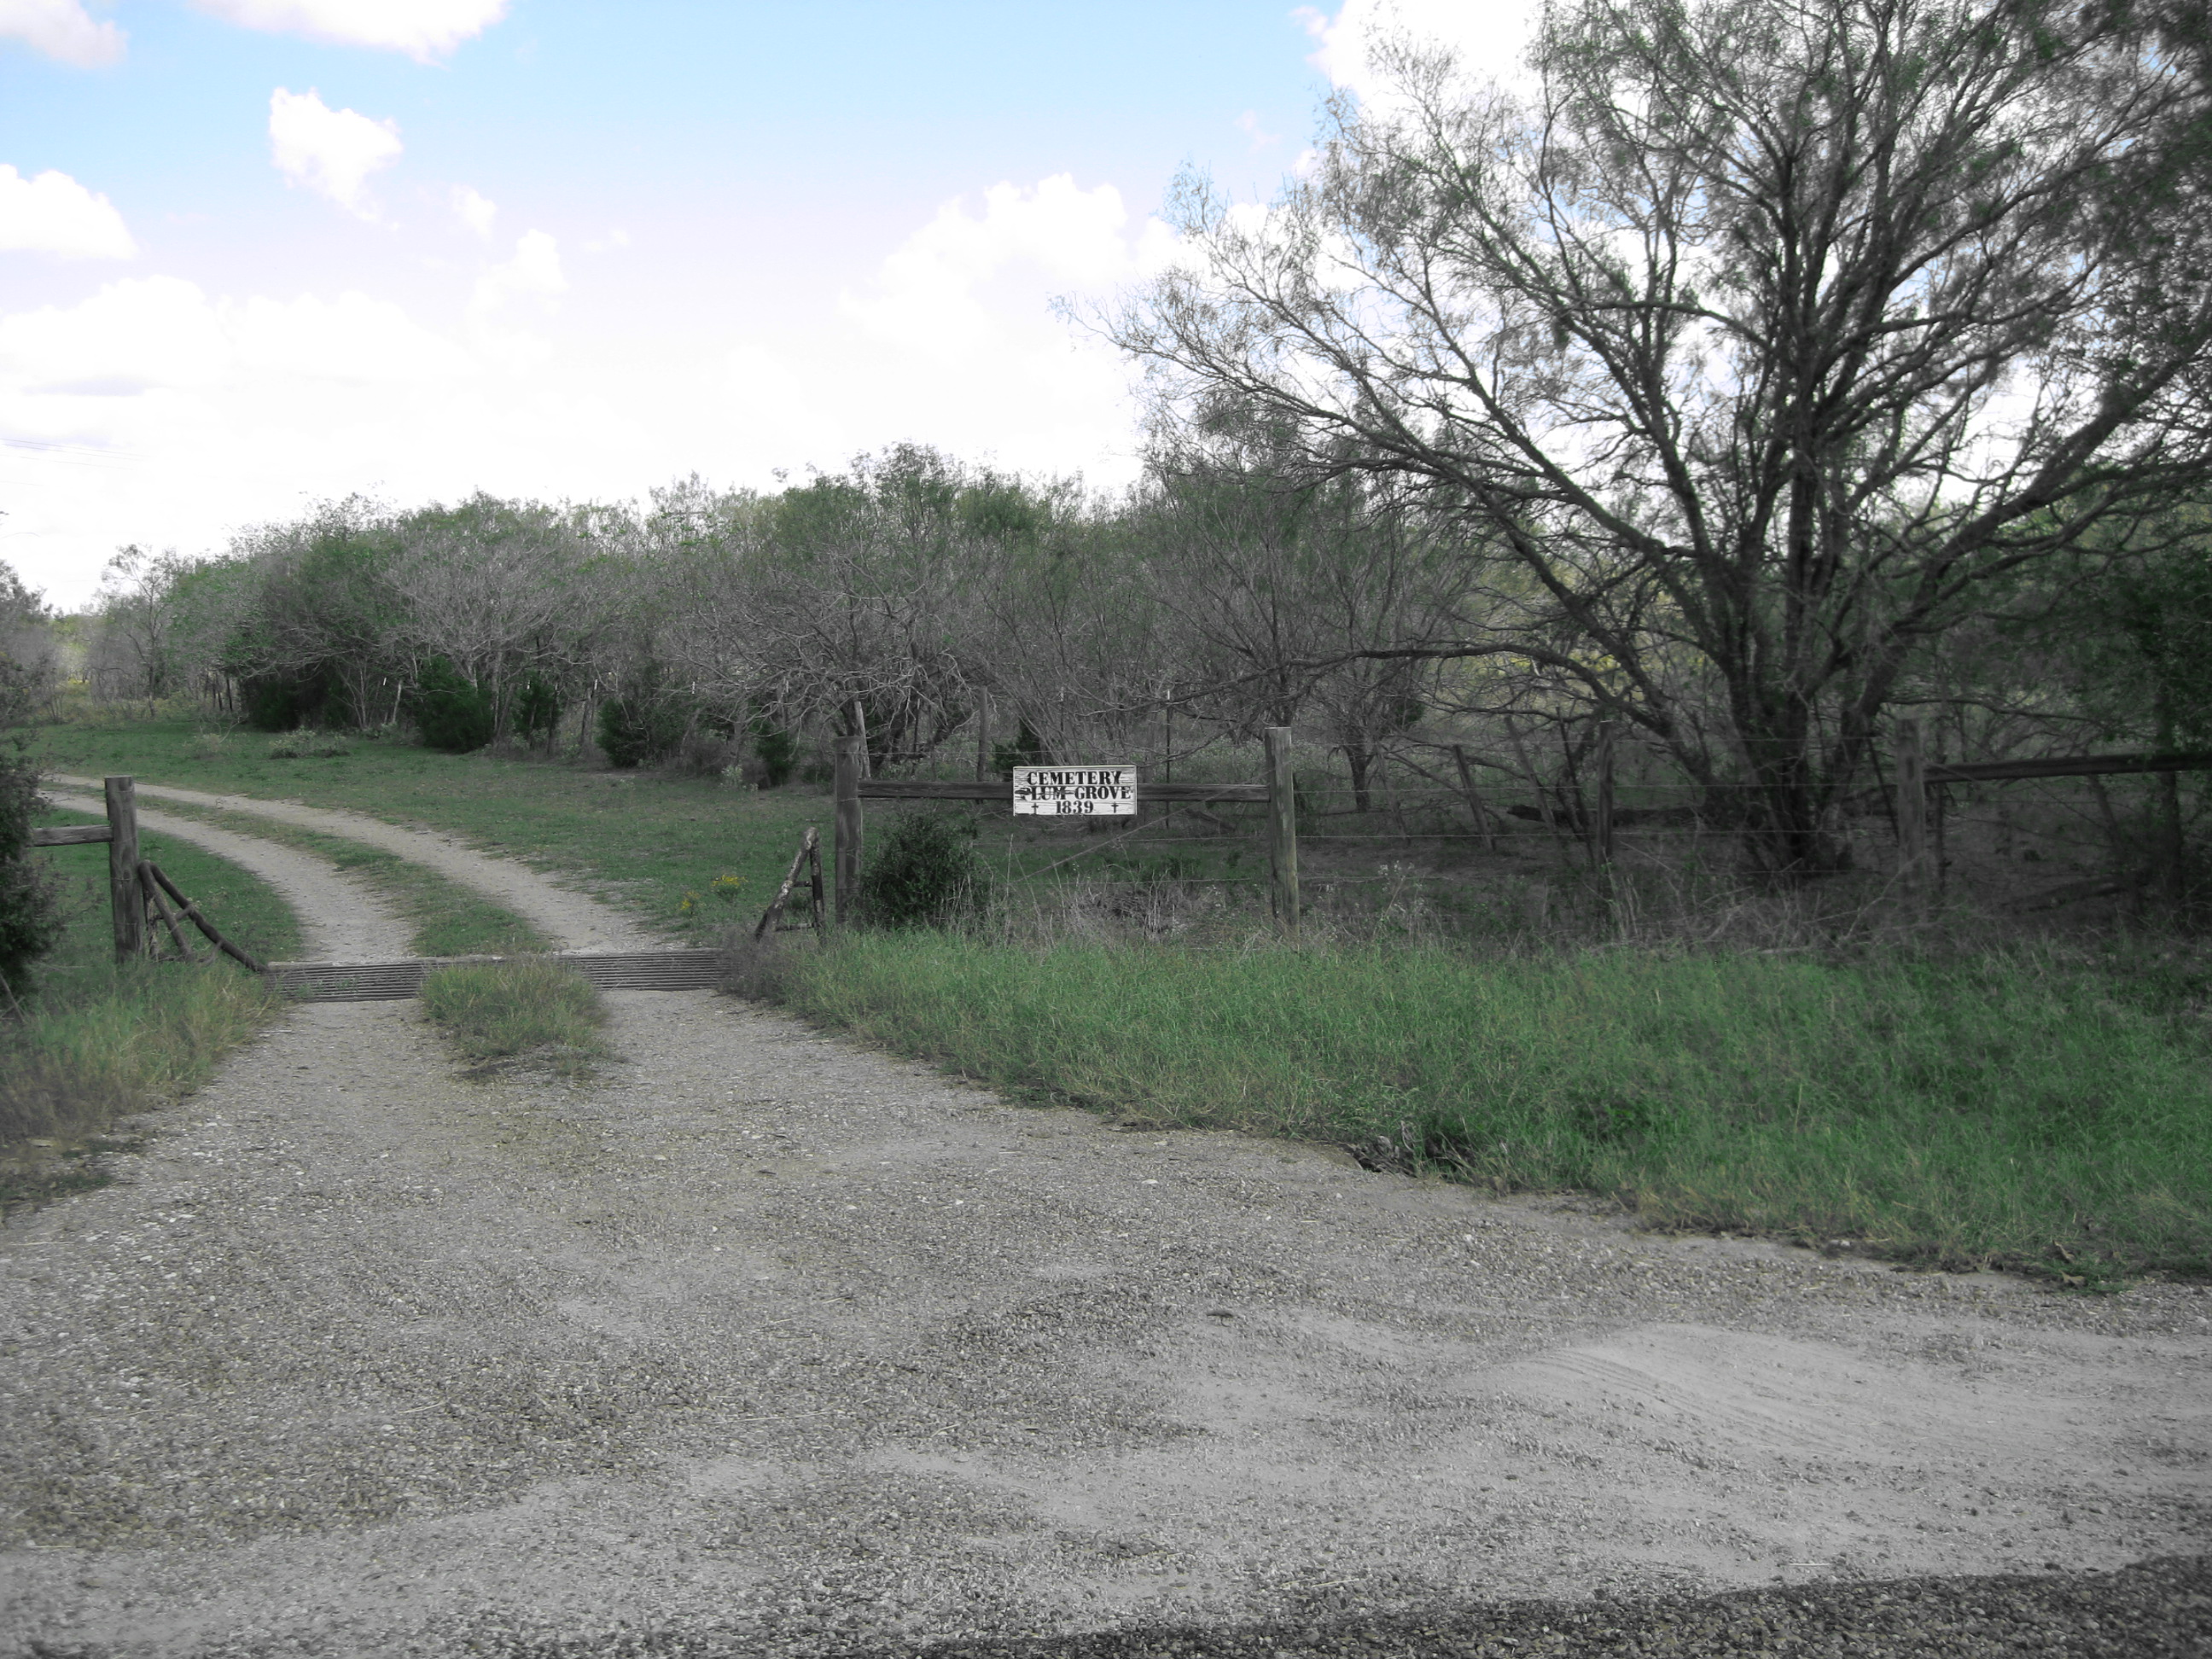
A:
[1,789,2206,1656]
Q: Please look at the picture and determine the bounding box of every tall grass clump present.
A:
[1,960,280,1150]
[2,824,300,1208]
[419,957,609,1075]
[768,934,2212,1284]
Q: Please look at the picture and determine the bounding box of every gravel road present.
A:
[2,789,2206,1656]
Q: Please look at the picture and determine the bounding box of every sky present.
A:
[0,0,1530,608]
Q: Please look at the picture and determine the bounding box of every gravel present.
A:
[2,797,2206,1657]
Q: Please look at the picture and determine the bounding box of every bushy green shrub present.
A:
[597,662,690,769]
[410,657,492,754]
[857,808,982,928]
[748,713,799,788]
[514,673,563,746]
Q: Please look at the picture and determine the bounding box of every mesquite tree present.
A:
[1114,0,2212,873]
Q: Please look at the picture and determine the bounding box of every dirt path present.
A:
[44,774,661,955]
[1,794,2207,1656]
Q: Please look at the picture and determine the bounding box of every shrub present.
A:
[514,673,562,747]
[597,662,690,769]
[748,714,800,788]
[675,731,736,777]
[411,657,492,754]
[267,728,350,760]
[857,808,982,928]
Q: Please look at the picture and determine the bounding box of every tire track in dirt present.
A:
[45,774,659,956]
[40,790,410,963]
[3,786,2207,1657]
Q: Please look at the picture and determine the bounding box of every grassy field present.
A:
[35,713,2212,1284]
[765,934,2211,1285]
[1,805,300,1208]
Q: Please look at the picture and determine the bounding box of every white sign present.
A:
[1012,765,1138,816]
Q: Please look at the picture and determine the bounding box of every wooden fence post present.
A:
[1895,719,1929,909]
[834,736,864,926]
[973,688,991,783]
[1593,721,1616,868]
[1265,726,1300,940]
[104,775,143,962]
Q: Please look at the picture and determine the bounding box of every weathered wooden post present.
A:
[104,775,144,962]
[833,736,864,926]
[973,689,991,783]
[1265,726,1300,940]
[1593,720,1617,868]
[1895,719,1929,910]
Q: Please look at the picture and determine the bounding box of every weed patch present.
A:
[419,957,610,1077]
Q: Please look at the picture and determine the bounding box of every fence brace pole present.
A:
[1895,719,1929,912]
[1265,726,1300,940]
[104,775,143,962]
[833,736,864,926]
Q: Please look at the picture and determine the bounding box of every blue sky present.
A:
[0,1,1522,605]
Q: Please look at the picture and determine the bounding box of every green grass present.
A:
[1,810,300,1204]
[764,934,2212,1286]
[419,957,610,1076]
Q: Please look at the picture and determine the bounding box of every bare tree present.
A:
[1143,426,1479,808]
[1115,0,2212,872]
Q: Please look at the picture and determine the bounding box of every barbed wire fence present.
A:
[841,710,2212,945]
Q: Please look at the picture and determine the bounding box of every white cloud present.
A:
[0,276,228,391]
[0,275,471,394]
[0,166,135,258]
[703,173,1174,489]
[450,183,497,240]
[467,230,567,370]
[1295,0,1540,104]
[0,273,507,603]
[230,291,475,383]
[268,88,402,220]
[193,0,506,61]
[470,229,565,317]
[1235,110,1279,151]
[843,174,1176,364]
[0,0,125,67]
